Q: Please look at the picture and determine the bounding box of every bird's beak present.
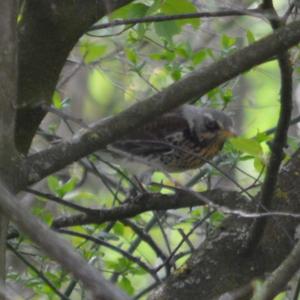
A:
[221,128,237,138]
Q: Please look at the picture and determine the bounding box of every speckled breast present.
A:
[157,138,224,172]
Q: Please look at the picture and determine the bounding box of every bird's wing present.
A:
[110,109,190,156]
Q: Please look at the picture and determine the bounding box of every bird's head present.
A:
[182,106,236,144]
[200,108,236,141]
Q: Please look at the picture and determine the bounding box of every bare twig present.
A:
[89,9,264,32]
[154,212,213,273]
[120,219,168,261]
[110,216,161,283]
[41,104,89,129]
[57,229,160,282]
[7,243,70,300]
[25,188,96,214]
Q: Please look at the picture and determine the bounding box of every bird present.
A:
[102,105,236,174]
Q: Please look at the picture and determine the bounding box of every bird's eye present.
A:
[205,119,220,131]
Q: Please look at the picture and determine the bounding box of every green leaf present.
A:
[119,276,135,295]
[246,30,255,44]
[52,91,62,109]
[47,176,60,194]
[80,42,107,63]
[149,50,175,62]
[59,178,77,196]
[175,45,190,59]
[221,89,233,104]
[88,69,114,104]
[106,257,132,273]
[111,3,149,19]
[190,208,203,217]
[192,49,207,65]
[148,184,162,193]
[274,292,286,300]
[210,211,225,225]
[113,222,125,236]
[221,34,236,49]
[230,137,263,157]
[254,157,265,173]
[254,132,272,143]
[160,0,200,29]
[47,176,77,197]
[126,48,138,64]
[171,68,182,80]
[154,19,180,42]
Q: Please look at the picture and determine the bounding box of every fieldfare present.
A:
[104,105,235,173]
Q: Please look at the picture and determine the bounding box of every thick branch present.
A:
[0,0,18,294]
[246,1,293,252]
[253,239,300,300]
[0,180,129,300]
[51,190,242,228]
[0,0,17,153]
[18,20,300,190]
[16,0,134,153]
[149,147,300,299]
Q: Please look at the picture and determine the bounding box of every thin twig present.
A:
[120,219,168,261]
[57,228,160,282]
[89,9,264,32]
[154,212,213,273]
[25,188,96,214]
[41,104,89,129]
[110,216,164,282]
[7,243,70,300]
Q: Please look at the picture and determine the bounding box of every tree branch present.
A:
[253,238,300,300]
[57,229,160,282]
[18,20,300,190]
[51,190,242,228]
[7,243,70,300]
[16,0,134,153]
[0,0,18,295]
[0,180,130,300]
[90,8,264,31]
[246,0,293,253]
[148,145,300,299]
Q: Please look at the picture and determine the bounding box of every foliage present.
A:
[7,1,300,299]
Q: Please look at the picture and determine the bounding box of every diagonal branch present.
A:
[16,0,134,153]
[18,20,300,190]
[252,238,300,300]
[0,180,130,300]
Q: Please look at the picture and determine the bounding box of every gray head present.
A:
[181,105,236,140]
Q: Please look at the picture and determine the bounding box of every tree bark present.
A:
[149,149,300,299]
[0,0,18,297]
[16,0,134,153]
